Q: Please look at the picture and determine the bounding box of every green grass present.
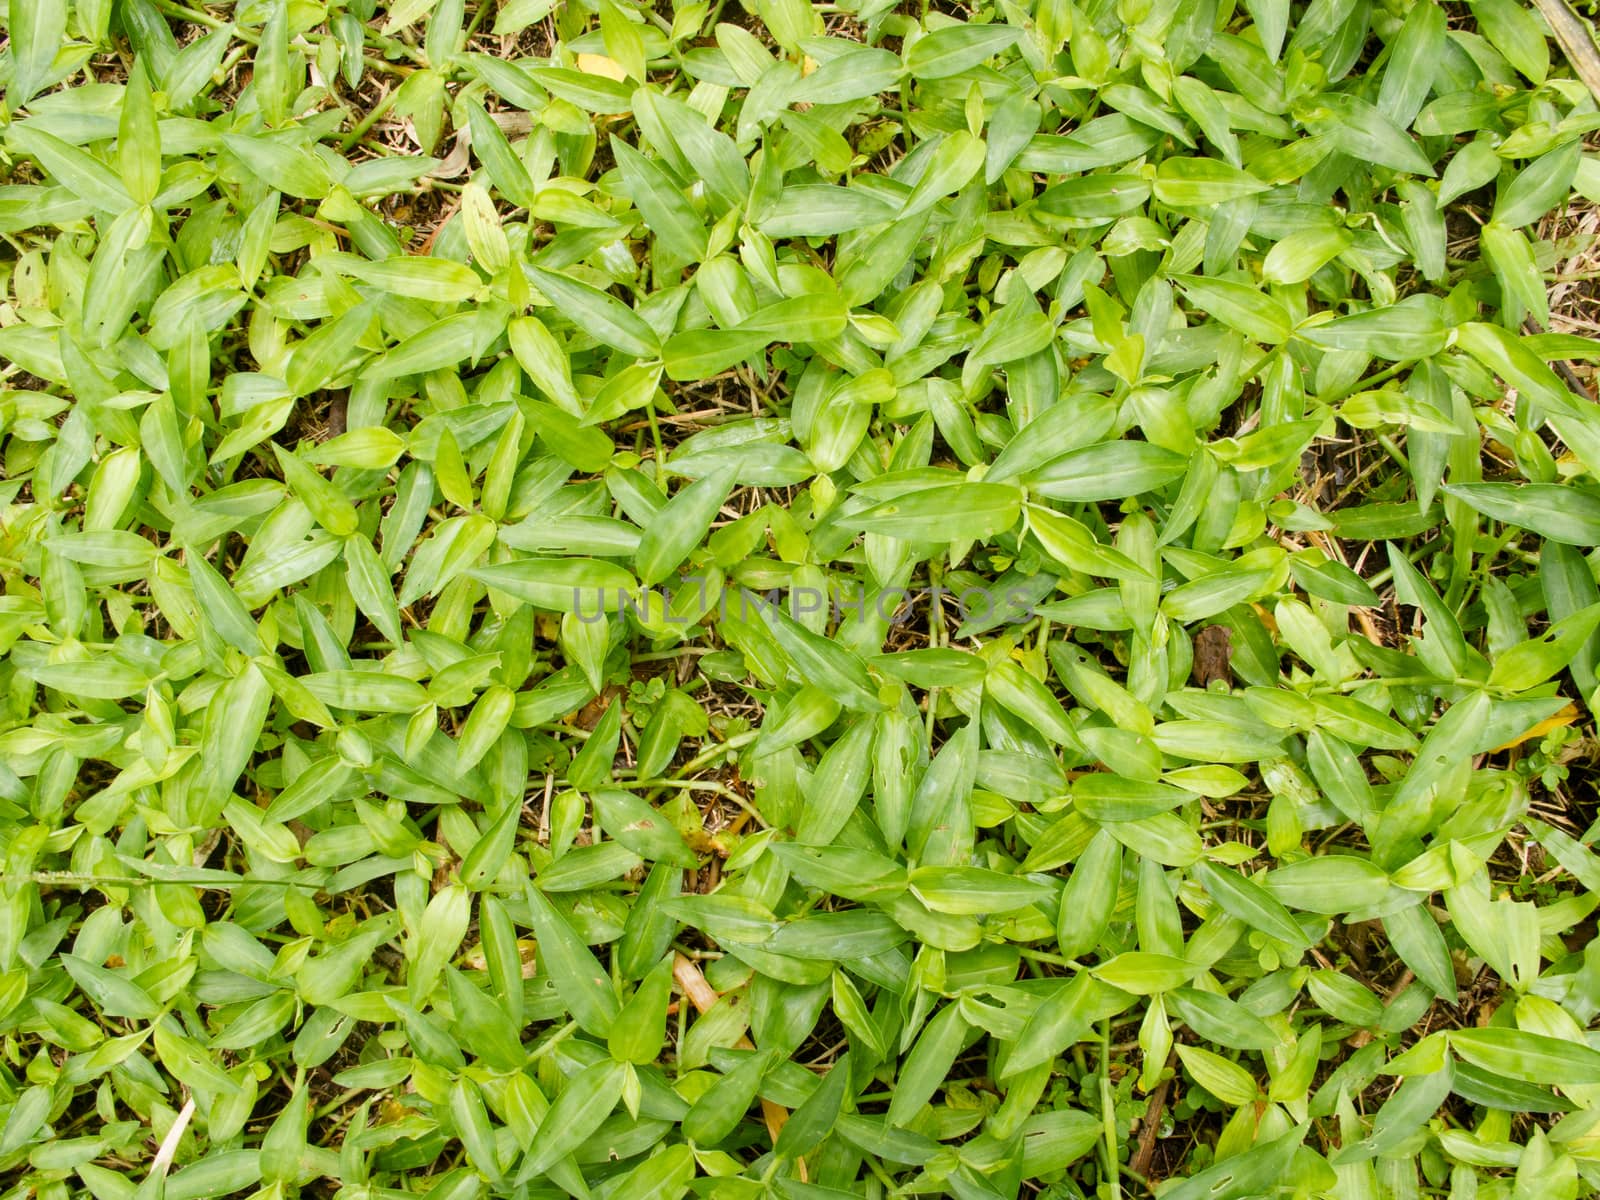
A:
[4,0,1600,1197]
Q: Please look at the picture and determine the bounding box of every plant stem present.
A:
[1100,1017,1122,1199]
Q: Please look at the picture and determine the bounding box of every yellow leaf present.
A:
[1252,602,1280,635]
[577,53,628,81]
[1491,703,1579,754]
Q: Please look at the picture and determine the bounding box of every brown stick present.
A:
[1349,969,1417,1049]
[1524,317,1595,400]
[1129,1052,1178,1188]
[672,952,725,1014]
[1529,0,1600,106]
[672,953,802,1176]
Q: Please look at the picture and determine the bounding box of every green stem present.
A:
[1376,433,1410,475]
[639,778,765,824]
[150,0,416,76]
[312,1089,360,1121]
[925,559,945,747]
[1350,535,1434,593]
[0,871,301,889]
[528,1019,580,1060]
[1099,1017,1122,1199]
[1018,947,1081,968]
[668,728,761,779]
[646,399,668,488]
[340,85,403,151]
[631,647,712,661]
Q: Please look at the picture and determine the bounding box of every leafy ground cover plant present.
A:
[6,0,1600,1196]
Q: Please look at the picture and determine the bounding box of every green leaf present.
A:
[1056,828,1121,958]
[1265,856,1390,913]
[371,310,503,379]
[516,1060,627,1181]
[1451,1028,1600,1086]
[471,558,641,613]
[1026,442,1189,501]
[1154,158,1269,207]
[1260,225,1353,284]
[8,124,133,212]
[7,0,67,105]
[527,264,661,358]
[636,464,736,584]
[905,24,1019,78]
[1161,568,1274,624]
[1471,0,1549,83]
[1310,92,1436,175]
[737,294,850,343]
[1004,973,1125,1077]
[1175,276,1293,343]
[1490,603,1600,690]
[118,60,162,206]
[763,603,883,711]
[1168,987,1280,1051]
[1442,483,1600,547]
[611,1143,695,1199]
[887,1005,967,1126]
[1160,1130,1306,1200]
[614,138,706,261]
[1192,859,1307,948]
[222,134,334,199]
[1495,141,1581,229]
[850,482,1021,543]
[458,789,521,888]
[635,89,750,213]
[60,955,162,1019]
[593,789,698,867]
[902,131,987,217]
[1037,174,1152,220]
[1384,903,1458,1001]
[662,329,771,380]
[794,718,876,844]
[1093,952,1196,995]
[910,866,1053,915]
[1176,1043,1258,1104]
[344,535,404,645]
[608,956,675,1064]
[523,884,620,1037]
[186,550,264,655]
[1378,0,1447,126]
[988,660,1082,750]
[273,443,359,536]
[346,255,485,303]
[0,1087,54,1158]
[1301,300,1448,360]
[776,1052,854,1157]
[532,66,634,111]
[1454,321,1576,416]
[684,1049,777,1144]
[759,185,900,236]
